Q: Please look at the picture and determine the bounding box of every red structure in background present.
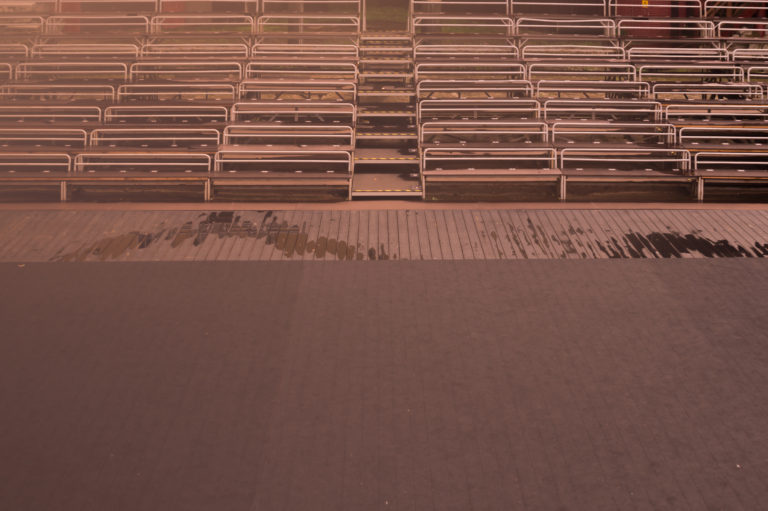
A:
[616,1,695,38]
[159,1,189,12]
[61,0,80,11]
[616,0,671,18]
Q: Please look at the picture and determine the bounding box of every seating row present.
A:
[0,14,361,36]
[5,121,765,149]
[412,0,768,17]
[4,14,768,37]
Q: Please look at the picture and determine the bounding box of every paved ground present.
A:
[1,207,768,262]
[1,260,768,511]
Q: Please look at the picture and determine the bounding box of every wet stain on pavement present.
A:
[47,211,768,262]
[489,231,506,259]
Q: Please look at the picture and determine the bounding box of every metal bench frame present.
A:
[551,122,675,146]
[527,62,636,82]
[0,128,87,148]
[45,15,150,35]
[223,124,355,149]
[705,0,768,18]
[516,17,616,38]
[129,61,244,83]
[245,60,358,81]
[117,83,237,103]
[417,79,533,100]
[618,19,716,39]
[141,43,250,59]
[256,15,360,35]
[412,16,513,36]
[15,61,129,82]
[544,99,663,123]
[419,121,549,147]
[238,79,357,102]
[214,148,354,198]
[415,62,525,81]
[104,105,230,124]
[665,103,768,123]
[230,101,357,125]
[652,82,764,101]
[535,80,650,100]
[89,128,222,149]
[0,105,102,123]
[151,15,254,35]
[418,99,541,124]
[31,43,139,58]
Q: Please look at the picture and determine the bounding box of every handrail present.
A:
[74,152,212,174]
[0,105,102,123]
[45,15,150,35]
[89,128,221,148]
[0,153,71,174]
[0,128,88,148]
[104,105,229,123]
[694,152,768,173]
[561,148,691,172]
[551,122,675,145]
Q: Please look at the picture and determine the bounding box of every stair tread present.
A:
[357,132,418,137]
[355,148,419,159]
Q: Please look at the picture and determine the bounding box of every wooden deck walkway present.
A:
[0,207,767,261]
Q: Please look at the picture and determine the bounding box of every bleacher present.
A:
[412,0,768,201]
[0,0,767,201]
[0,0,358,200]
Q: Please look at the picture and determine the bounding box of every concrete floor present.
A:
[1,260,767,510]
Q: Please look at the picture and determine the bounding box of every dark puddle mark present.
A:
[645,233,682,258]
[171,222,195,248]
[594,239,624,259]
[193,211,235,246]
[557,226,581,257]
[507,223,529,259]
[295,229,308,256]
[618,232,759,259]
[49,210,377,262]
[53,230,165,262]
[284,230,298,258]
[49,211,768,262]
[315,237,327,258]
[617,236,641,258]
[625,232,655,258]
[274,222,290,251]
[489,231,505,259]
[526,217,546,252]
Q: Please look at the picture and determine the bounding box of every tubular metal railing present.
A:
[0,153,71,175]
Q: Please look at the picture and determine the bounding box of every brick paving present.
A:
[1,260,767,510]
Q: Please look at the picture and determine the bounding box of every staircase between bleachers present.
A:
[352,32,421,197]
